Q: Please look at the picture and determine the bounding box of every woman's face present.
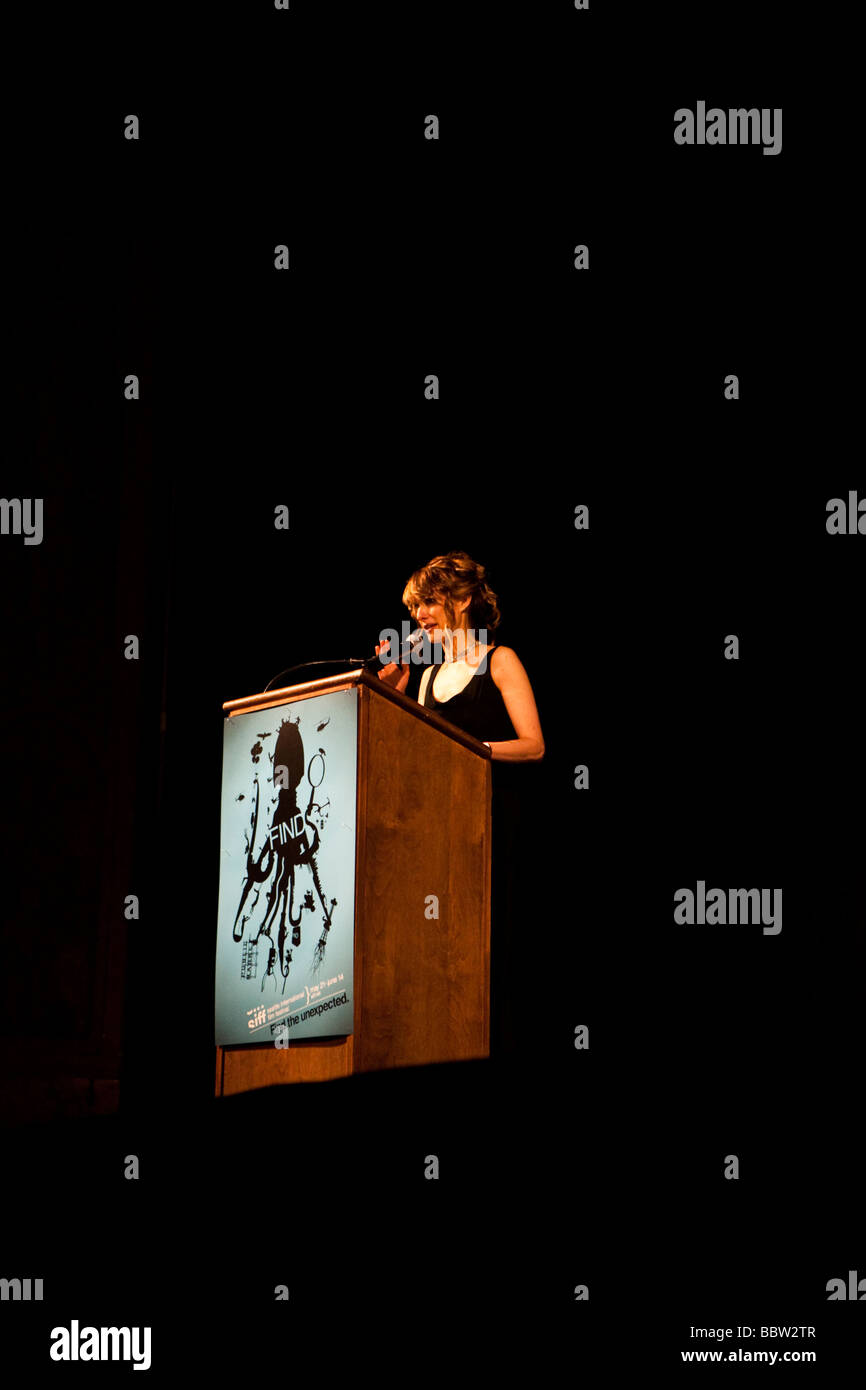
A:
[414,595,469,638]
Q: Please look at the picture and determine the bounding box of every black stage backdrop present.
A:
[2,2,863,1375]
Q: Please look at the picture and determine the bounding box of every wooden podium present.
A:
[215,668,492,1096]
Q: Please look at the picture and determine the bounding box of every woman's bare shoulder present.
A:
[488,644,519,675]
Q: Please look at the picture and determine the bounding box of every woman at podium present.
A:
[375,550,544,763]
[376,550,544,1058]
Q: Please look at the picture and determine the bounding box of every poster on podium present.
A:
[215,687,357,1045]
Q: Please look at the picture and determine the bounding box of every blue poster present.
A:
[215,689,357,1045]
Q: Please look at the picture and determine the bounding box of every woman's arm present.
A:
[487,647,545,762]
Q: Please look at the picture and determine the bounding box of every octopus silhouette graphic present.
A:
[232,717,336,990]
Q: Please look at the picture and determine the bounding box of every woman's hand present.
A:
[375,641,410,693]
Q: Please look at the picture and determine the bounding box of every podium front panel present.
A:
[214,689,358,1046]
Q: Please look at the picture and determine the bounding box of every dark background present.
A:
[2,1,862,1373]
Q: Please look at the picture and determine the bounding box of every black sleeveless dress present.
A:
[420,644,518,745]
[421,645,523,1058]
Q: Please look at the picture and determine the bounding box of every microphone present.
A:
[363,626,428,670]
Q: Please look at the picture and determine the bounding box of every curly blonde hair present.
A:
[402,551,501,633]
